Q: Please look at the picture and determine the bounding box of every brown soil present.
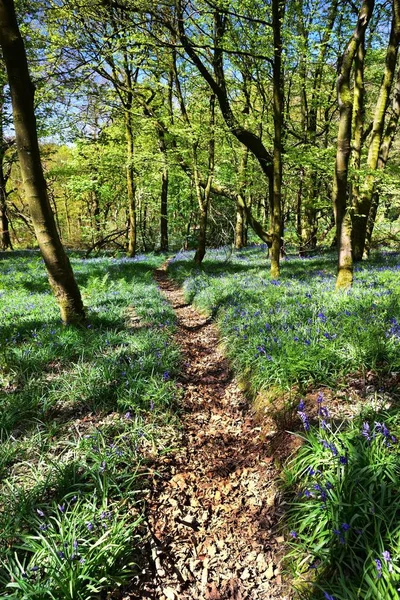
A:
[125,264,293,600]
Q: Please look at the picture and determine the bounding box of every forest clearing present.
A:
[0,0,400,598]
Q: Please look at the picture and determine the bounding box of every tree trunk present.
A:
[125,108,136,257]
[365,65,400,254]
[235,146,249,249]
[270,0,285,279]
[158,127,169,252]
[0,152,11,250]
[332,0,374,289]
[193,89,215,265]
[352,0,400,260]
[0,0,85,323]
[0,78,11,250]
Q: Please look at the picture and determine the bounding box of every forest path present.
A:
[128,263,291,600]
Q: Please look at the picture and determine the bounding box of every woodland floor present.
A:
[124,264,293,600]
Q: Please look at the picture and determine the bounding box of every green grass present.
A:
[168,247,400,396]
[0,252,180,599]
[282,395,400,600]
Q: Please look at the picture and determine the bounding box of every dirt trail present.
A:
[128,265,291,600]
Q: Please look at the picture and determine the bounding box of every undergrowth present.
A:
[282,394,400,600]
[0,253,180,599]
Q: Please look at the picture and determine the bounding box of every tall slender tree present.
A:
[332,0,374,289]
[0,0,85,323]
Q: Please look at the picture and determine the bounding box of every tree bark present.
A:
[0,0,85,323]
[365,65,400,254]
[352,0,400,260]
[0,147,11,250]
[332,0,374,290]
[0,77,11,250]
[235,146,249,249]
[158,126,169,252]
[194,94,215,265]
[270,0,285,279]
[125,107,137,257]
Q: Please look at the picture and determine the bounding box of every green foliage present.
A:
[0,252,180,598]
[282,396,400,600]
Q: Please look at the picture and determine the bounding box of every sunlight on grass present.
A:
[169,247,400,395]
[0,253,180,599]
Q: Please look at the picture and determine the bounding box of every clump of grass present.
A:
[282,394,400,600]
[0,252,180,598]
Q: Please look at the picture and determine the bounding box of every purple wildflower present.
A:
[290,531,297,538]
[362,422,371,441]
[329,443,338,456]
[382,550,394,572]
[375,559,382,578]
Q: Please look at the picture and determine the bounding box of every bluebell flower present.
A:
[362,422,371,441]
[382,550,394,572]
[290,530,297,538]
[339,456,348,465]
[36,508,45,517]
[375,558,382,578]
[323,592,335,600]
[329,443,338,456]
[298,410,310,431]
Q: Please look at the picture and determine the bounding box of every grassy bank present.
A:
[0,253,180,599]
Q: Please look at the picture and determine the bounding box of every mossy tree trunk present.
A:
[365,65,400,254]
[158,125,169,252]
[332,0,374,290]
[0,0,85,323]
[125,105,137,258]
[352,0,400,260]
[350,40,366,214]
